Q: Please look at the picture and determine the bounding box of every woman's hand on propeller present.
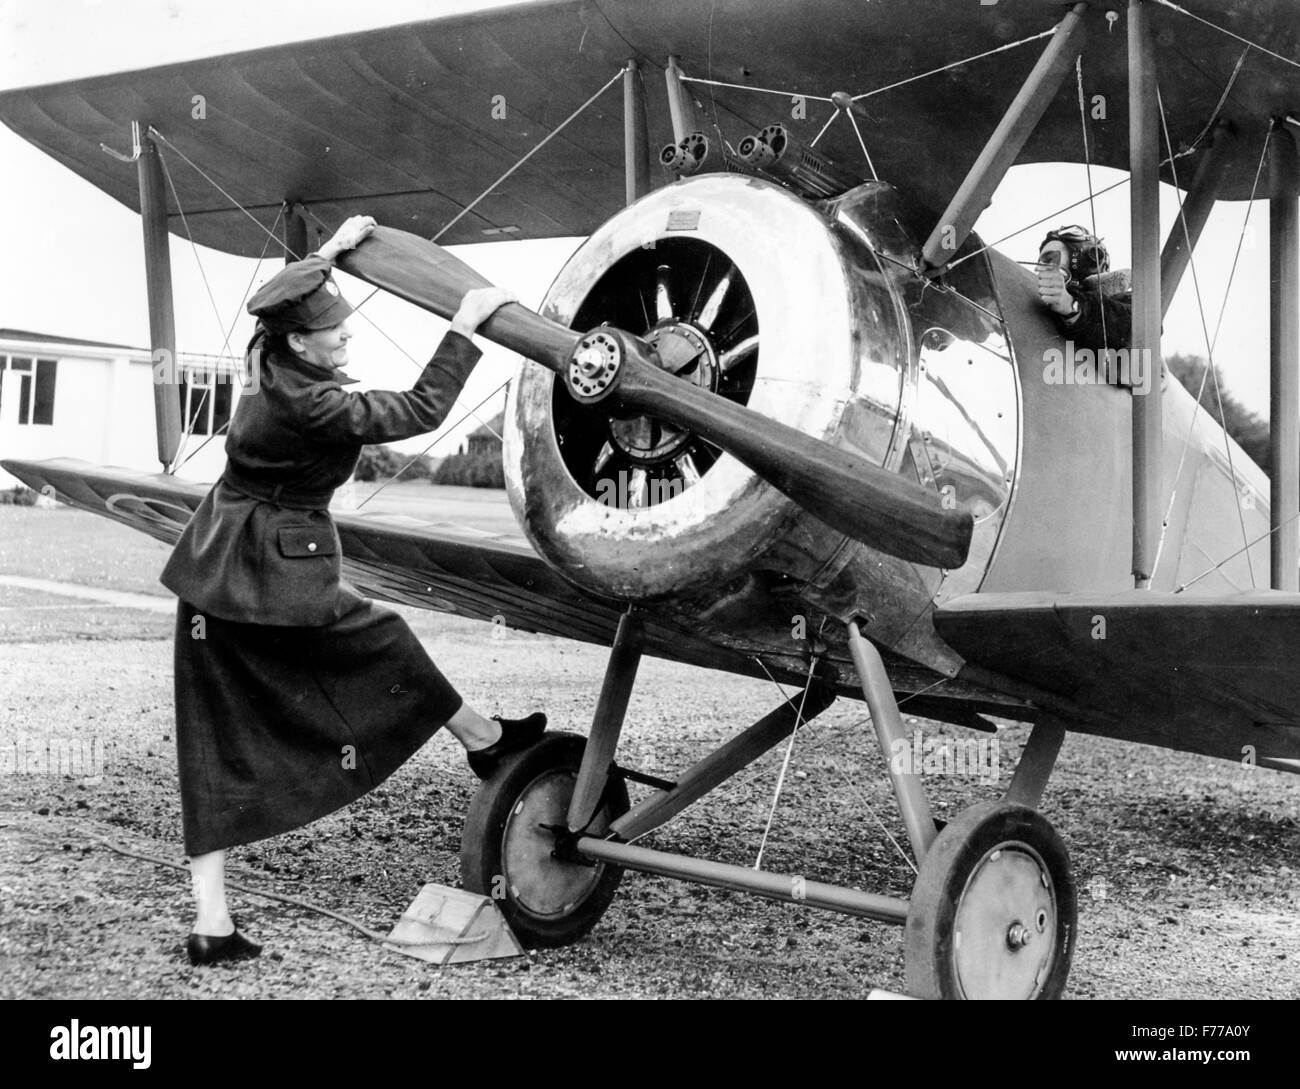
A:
[451,286,518,338]
[318,215,378,262]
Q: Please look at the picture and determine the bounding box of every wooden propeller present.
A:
[339,226,973,569]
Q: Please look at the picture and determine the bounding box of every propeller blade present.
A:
[338,226,580,371]
[608,343,970,568]
[338,227,972,569]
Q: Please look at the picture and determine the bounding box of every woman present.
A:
[160,215,544,965]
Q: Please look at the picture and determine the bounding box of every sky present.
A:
[0,0,1283,466]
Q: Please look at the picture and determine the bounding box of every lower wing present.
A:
[935,591,1300,773]
[0,457,748,676]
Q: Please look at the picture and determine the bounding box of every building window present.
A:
[179,365,212,436]
[177,358,236,436]
[4,356,58,425]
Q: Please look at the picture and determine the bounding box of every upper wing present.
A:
[0,456,762,677]
[2,0,1295,256]
[934,591,1300,773]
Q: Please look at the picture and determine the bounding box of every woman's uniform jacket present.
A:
[161,328,481,624]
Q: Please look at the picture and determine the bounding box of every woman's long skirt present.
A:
[173,598,463,856]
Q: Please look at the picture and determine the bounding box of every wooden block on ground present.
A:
[384,883,524,967]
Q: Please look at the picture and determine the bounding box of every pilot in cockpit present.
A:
[1035,225,1133,354]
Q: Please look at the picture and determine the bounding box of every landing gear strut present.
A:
[848,621,1076,998]
[458,613,1078,998]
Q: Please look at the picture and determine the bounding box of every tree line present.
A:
[1165,353,1269,470]
[352,443,504,488]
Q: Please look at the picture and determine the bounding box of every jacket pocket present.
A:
[277,526,337,558]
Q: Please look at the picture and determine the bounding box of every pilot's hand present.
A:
[1037,265,1077,317]
[451,286,518,338]
[319,215,377,261]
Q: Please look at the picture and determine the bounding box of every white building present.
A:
[0,328,246,488]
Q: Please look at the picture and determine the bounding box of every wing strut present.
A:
[1129,0,1163,588]
[664,55,698,143]
[1159,122,1236,317]
[283,201,314,265]
[136,123,182,469]
[623,60,650,205]
[920,2,1090,270]
[1269,122,1300,591]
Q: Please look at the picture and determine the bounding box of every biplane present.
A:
[3,0,1300,998]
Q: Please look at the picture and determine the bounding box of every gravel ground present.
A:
[1,506,1298,999]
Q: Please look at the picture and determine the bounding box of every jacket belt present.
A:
[220,465,334,510]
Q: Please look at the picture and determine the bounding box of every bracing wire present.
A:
[1180,47,1250,161]
[1074,55,1110,353]
[691,22,1055,153]
[681,26,1057,107]
[809,109,839,148]
[175,420,230,472]
[173,219,281,473]
[346,64,627,316]
[1210,130,1273,353]
[843,107,879,183]
[432,67,626,246]
[1152,111,1273,586]
[353,379,511,510]
[157,150,249,365]
[748,654,917,876]
[679,75,833,102]
[1175,511,1300,593]
[148,128,294,259]
[151,126,507,486]
[851,27,1059,102]
[290,67,629,476]
[1151,0,1300,73]
[949,28,1252,275]
[752,656,816,872]
[945,177,1132,272]
[156,151,281,472]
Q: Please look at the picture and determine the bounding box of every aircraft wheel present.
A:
[905,801,1075,999]
[460,732,629,948]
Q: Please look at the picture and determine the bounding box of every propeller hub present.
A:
[574,348,605,377]
[567,330,622,402]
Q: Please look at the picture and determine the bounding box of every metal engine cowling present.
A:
[503,174,1018,672]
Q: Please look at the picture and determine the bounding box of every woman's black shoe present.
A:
[467,713,547,779]
[186,925,262,966]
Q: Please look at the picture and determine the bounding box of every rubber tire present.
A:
[460,731,629,948]
[905,801,1076,1000]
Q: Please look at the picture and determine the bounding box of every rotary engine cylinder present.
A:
[503,175,915,603]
